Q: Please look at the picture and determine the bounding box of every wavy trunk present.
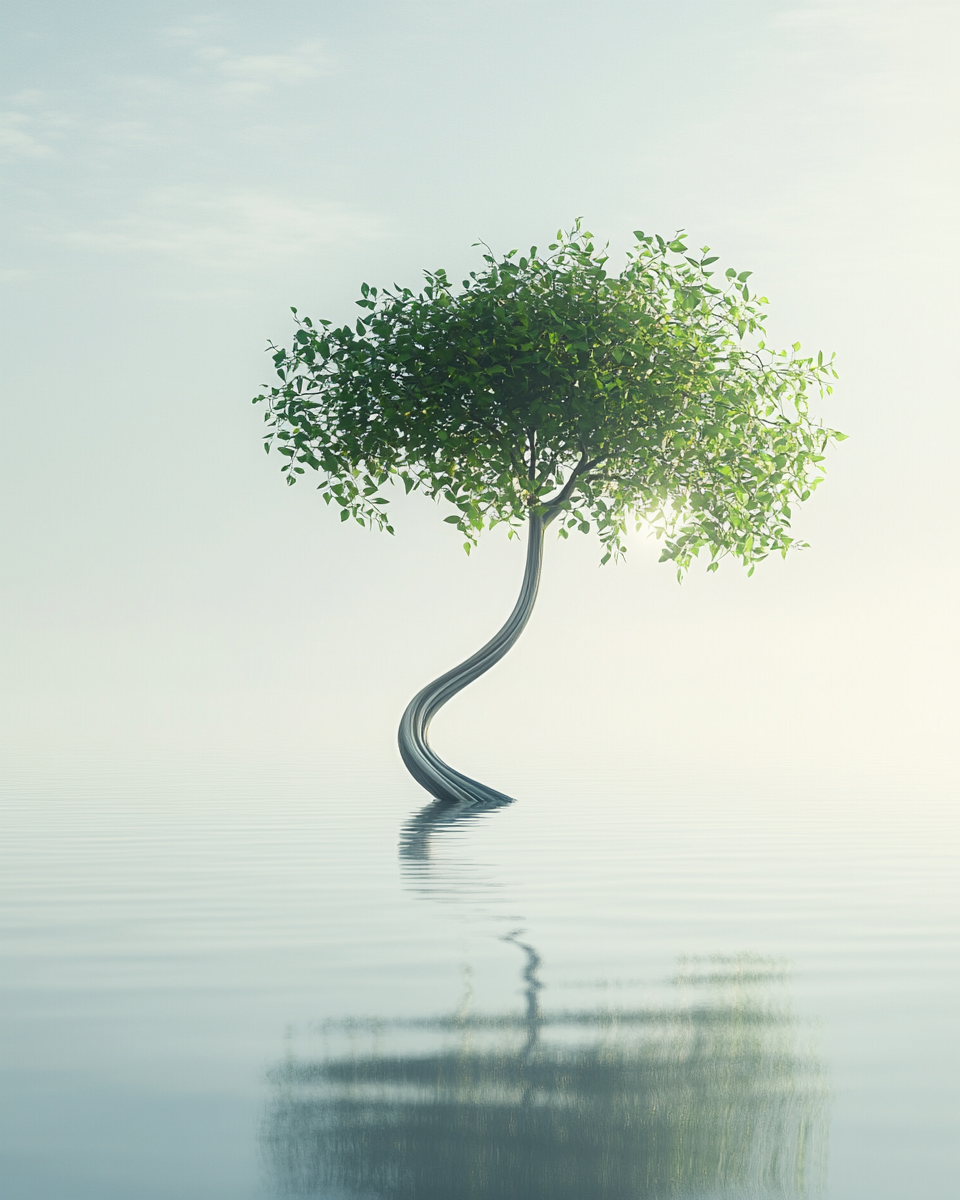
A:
[398,513,545,805]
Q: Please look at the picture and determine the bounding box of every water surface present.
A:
[1,753,957,1197]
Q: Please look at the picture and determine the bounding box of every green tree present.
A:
[255,225,841,803]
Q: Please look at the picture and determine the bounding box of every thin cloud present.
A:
[54,189,382,264]
[0,112,55,158]
[0,94,78,160]
[776,4,861,30]
[197,41,333,94]
[161,20,335,95]
[777,0,956,36]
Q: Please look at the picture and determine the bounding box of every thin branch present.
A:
[539,446,608,525]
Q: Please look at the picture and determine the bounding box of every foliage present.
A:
[254,223,841,575]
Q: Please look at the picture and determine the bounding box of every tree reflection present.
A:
[398,794,514,866]
[261,946,826,1199]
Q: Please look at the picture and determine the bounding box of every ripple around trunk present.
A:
[398,514,545,805]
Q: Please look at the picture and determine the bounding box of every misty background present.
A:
[2,0,957,787]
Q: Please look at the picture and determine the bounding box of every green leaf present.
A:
[253,221,842,574]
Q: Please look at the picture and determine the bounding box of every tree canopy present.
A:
[254,224,841,576]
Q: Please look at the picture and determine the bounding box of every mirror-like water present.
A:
[1,753,957,1198]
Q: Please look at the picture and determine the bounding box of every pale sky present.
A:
[2,0,958,781]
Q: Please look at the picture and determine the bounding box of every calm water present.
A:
[1,752,957,1198]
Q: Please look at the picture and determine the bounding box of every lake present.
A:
[1,749,957,1198]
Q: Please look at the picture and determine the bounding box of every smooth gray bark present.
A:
[398,513,545,805]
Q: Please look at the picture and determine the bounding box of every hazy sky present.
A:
[2,1,958,779]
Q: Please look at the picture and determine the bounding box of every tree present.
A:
[254,224,841,804]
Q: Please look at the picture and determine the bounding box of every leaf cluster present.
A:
[254,223,842,574]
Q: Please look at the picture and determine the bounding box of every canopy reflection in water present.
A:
[261,949,827,1199]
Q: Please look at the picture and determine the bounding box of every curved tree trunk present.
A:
[398,513,545,805]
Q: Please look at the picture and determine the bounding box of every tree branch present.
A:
[540,446,607,526]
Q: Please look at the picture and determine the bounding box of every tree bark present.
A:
[398,513,545,805]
